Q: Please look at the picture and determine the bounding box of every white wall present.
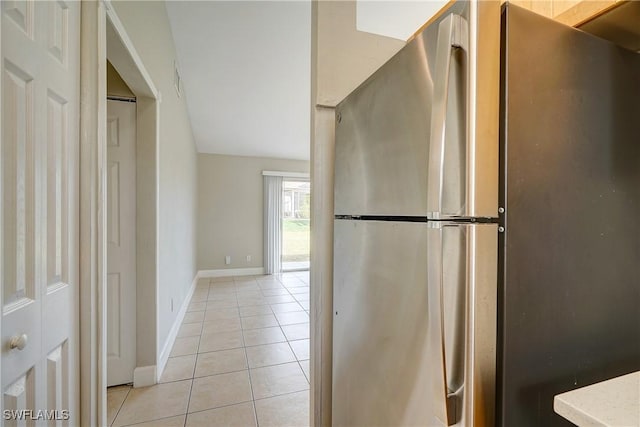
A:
[111,0,198,357]
[197,153,309,271]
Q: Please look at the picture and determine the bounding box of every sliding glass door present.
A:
[282,180,310,271]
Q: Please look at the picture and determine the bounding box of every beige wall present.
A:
[111,0,198,356]
[315,0,404,107]
[197,153,309,271]
[107,60,134,98]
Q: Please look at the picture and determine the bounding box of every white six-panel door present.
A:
[1,0,79,424]
[106,99,137,386]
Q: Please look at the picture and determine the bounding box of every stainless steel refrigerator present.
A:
[332,2,640,426]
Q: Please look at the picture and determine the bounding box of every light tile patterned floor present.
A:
[107,271,310,427]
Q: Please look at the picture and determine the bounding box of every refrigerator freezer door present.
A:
[334,27,440,217]
[332,220,497,427]
[334,1,499,219]
[500,5,640,426]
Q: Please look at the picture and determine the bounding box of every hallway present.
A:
[107,272,310,426]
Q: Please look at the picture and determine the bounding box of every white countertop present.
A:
[554,371,640,426]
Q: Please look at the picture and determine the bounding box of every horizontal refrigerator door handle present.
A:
[427,223,458,427]
[427,13,469,220]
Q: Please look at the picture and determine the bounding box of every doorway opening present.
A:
[101,6,160,424]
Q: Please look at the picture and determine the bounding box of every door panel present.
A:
[2,0,79,422]
[106,99,137,386]
[2,59,35,307]
[47,1,68,65]
[4,371,35,423]
[46,90,68,288]
[46,342,69,420]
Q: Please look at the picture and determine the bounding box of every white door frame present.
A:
[105,2,161,389]
[79,1,159,425]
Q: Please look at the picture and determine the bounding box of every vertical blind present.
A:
[263,175,283,274]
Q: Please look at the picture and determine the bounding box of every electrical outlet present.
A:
[246,255,251,263]
[225,255,231,265]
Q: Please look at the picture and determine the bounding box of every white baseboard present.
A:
[199,267,265,278]
[133,365,157,388]
[156,272,199,382]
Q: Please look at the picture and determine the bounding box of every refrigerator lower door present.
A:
[332,220,497,427]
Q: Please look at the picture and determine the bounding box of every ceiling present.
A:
[166,1,311,161]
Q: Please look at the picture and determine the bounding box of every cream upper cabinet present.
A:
[508,0,624,27]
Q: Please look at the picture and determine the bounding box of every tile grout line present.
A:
[252,388,310,403]
[159,355,312,387]
[272,289,310,386]
[235,277,261,427]
[168,323,309,367]
[109,385,133,427]
[181,274,309,425]
[183,278,212,426]
[289,276,311,383]
[181,398,254,419]
[279,276,311,388]
[121,412,190,427]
